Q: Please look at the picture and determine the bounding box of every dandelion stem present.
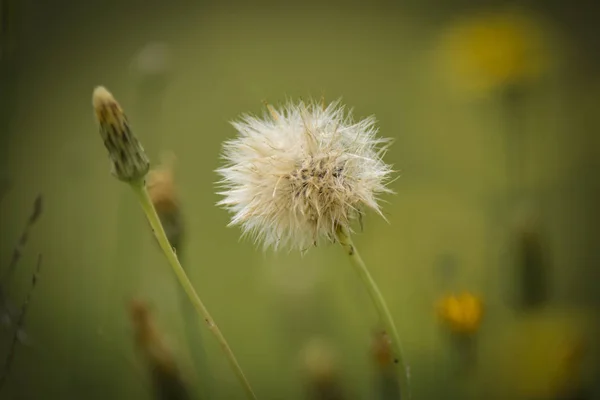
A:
[336,226,410,400]
[129,179,257,400]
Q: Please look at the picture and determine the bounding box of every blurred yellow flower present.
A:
[478,308,593,399]
[438,9,547,94]
[437,292,484,335]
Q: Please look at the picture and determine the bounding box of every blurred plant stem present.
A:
[375,370,402,400]
[165,215,213,400]
[129,298,192,400]
[146,150,212,399]
[336,226,410,400]
[135,65,211,397]
[502,85,527,202]
[129,179,257,400]
[501,85,549,311]
[372,331,401,400]
[0,0,20,194]
[102,73,165,398]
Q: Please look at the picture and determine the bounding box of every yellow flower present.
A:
[439,9,547,94]
[437,292,484,335]
[478,308,592,399]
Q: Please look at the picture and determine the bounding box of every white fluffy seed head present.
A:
[216,99,395,252]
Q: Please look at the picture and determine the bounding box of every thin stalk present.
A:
[502,86,526,204]
[336,226,410,400]
[175,244,213,400]
[129,180,257,400]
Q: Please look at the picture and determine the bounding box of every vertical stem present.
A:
[175,245,213,400]
[501,87,549,311]
[129,180,257,400]
[133,58,213,397]
[336,226,410,400]
[502,86,526,204]
[376,370,402,400]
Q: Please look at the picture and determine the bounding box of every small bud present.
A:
[128,299,191,400]
[92,86,150,183]
[301,338,346,400]
[147,152,179,214]
[371,330,394,368]
[302,338,336,383]
[147,152,185,251]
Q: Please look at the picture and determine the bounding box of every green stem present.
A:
[129,180,257,400]
[336,226,410,400]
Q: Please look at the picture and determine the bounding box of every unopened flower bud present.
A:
[92,86,150,183]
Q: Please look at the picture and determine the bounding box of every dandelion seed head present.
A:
[216,99,394,252]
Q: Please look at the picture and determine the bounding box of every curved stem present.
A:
[336,226,411,400]
[129,180,257,400]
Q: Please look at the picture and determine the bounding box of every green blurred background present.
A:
[1,0,599,399]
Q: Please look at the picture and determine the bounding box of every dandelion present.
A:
[479,309,589,399]
[92,86,256,400]
[438,9,547,95]
[436,292,484,371]
[436,11,553,290]
[436,292,484,336]
[217,99,410,398]
[436,292,484,372]
[216,99,393,251]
